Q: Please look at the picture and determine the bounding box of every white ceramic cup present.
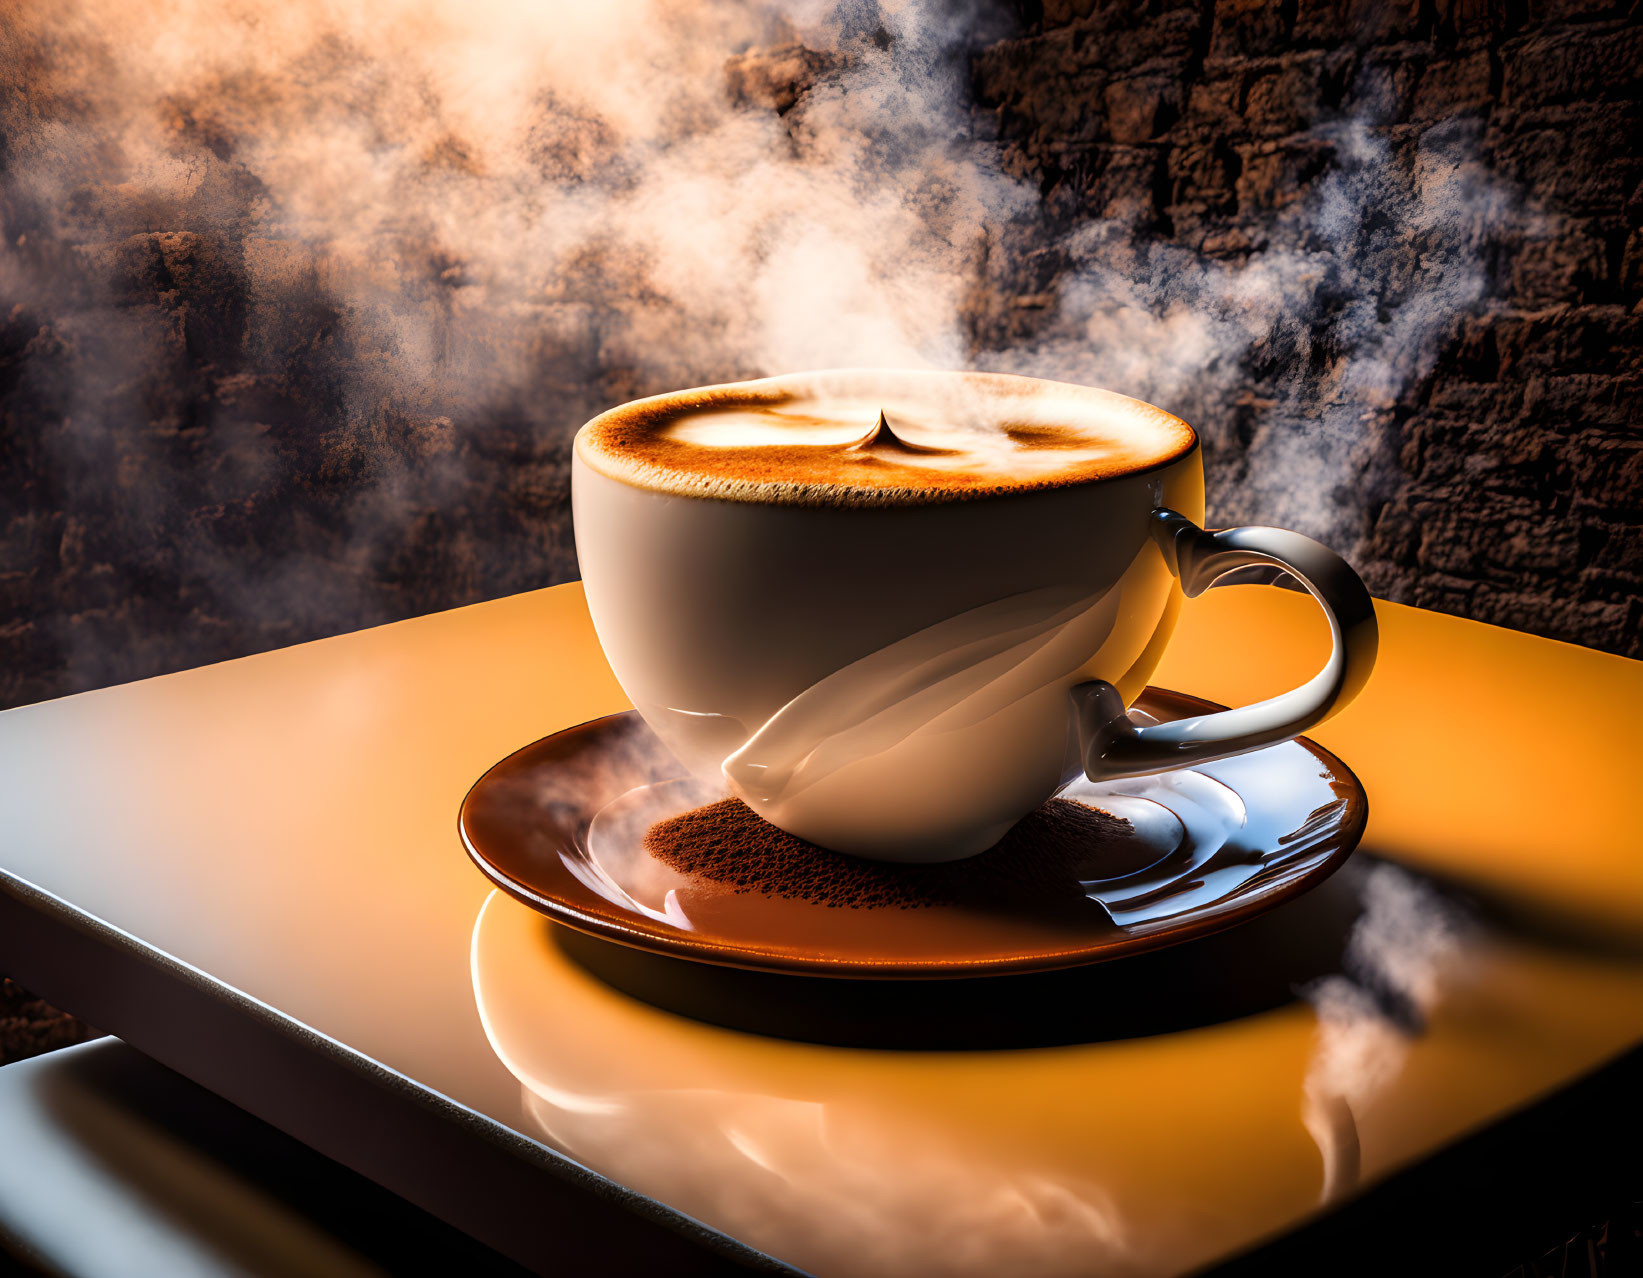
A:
[572,369,1377,862]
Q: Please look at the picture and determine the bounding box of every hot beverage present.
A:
[576,370,1195,505]
[572,369,1376,862]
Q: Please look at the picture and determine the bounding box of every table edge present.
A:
[0,868,800,1278]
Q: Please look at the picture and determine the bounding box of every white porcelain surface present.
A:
[573,371,1204,860]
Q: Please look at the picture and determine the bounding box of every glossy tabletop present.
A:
[1,582,1640,1276]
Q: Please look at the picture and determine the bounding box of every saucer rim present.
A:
[458,688,1368,980]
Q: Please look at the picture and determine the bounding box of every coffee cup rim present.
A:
[574,368,1200,508]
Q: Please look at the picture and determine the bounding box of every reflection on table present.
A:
[470,861,1643,1278]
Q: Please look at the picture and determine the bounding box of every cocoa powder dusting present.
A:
[644,797,1149,909]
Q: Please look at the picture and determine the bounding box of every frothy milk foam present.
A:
[576,370,1195,507]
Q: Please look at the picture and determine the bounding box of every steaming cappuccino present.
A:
[573,369,1376,861]
[576,370,1195,507]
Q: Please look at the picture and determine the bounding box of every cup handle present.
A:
[1073,509,1379,781]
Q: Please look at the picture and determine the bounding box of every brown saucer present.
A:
[458,688,1367,979]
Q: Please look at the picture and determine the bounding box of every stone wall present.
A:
[0,219,592,710]
[971,0,1642,653]
[0,977,99,1064]
[0,0,1638,720]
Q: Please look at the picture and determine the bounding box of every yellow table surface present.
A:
[2,582,1640,1277]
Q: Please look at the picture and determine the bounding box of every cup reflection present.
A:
[469,874,1370,1277]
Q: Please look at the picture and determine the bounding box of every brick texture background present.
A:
[0,0,1638,726]
[971,0,1642,655]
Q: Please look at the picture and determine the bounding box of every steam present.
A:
[993,118,1518,550]
[0,0,1516,684]
[5,0,1012,378]
[1300,864,1470,1203]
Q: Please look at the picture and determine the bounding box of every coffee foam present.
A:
[575,370,1196,507]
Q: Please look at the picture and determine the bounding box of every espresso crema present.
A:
[575,370,1196,507]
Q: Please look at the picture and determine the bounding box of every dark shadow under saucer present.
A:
[551,861,1367,1050]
